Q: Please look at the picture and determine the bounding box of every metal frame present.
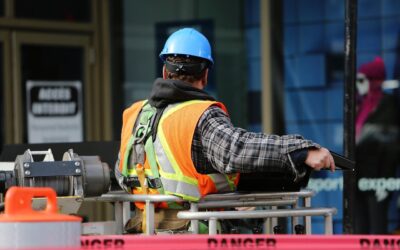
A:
[0,0,113,143]
[89,189,336,236]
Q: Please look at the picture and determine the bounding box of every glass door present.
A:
[12,32,96,143]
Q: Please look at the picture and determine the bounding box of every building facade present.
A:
[1,0,400,234]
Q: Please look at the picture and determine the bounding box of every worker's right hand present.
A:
[304,147,335,172]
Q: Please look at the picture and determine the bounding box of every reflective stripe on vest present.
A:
[155,100,237,201]
[119,99,239,202]
[208,174,235,193]
[161,177,201,201]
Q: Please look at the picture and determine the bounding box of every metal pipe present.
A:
[325,213,334,235]
[114,201,124,235]
[291,203,298,234]
[209,218,218,235]
[122,201,131,230]
[198,199,297,209]
[145,200,155,235]
[304,196,312,234]
[263,218,271,234]
[343,0,357,234]
[94,192,184,203]
[271,206,278,231]
[190,203,199,234]
[201,190,314,201]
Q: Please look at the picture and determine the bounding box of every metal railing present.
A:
[178,207,337,235]
[194,190,315,234]
[88,189,336,235]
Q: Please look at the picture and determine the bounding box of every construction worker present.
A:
[115,27,335,233]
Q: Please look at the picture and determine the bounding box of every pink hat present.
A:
[358,57,386,80]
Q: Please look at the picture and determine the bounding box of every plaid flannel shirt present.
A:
[192,106,319,180]
[115,104,320,188]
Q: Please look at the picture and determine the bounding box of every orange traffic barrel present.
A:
[0,187,82,249]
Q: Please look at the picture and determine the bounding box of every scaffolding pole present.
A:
[343,0,357,234]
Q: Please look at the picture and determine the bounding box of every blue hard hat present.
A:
[159,28,214,66]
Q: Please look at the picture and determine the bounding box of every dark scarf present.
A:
[148,78,215,108]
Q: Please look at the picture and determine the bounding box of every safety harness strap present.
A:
[122,102,167,195]
[145,139,164,194]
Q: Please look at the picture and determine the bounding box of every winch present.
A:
[0,148,111,204]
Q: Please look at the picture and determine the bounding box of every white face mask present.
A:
[356,73,370,96]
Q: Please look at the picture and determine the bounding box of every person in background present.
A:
[354,57,400,234]
[115,28,335,233]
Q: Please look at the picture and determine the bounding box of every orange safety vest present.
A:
[118,100,239,208]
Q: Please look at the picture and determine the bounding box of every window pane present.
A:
[0,0,4,17]
[15,0,91,22]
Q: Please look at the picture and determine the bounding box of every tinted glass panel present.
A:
[15,0,90,22]
[281,0,400,235]
[121,1,247,128]
[281,0,346,234]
